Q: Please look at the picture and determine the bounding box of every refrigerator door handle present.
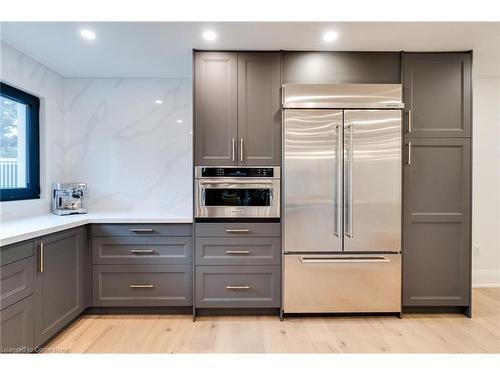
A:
[334,124,342,237]
[345,124,353,238]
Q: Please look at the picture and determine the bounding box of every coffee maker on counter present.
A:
[52,182,88,215]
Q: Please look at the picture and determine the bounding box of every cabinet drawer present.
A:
[0,295,34,352]
[0,257,34,310]
[196,237,280,266]
[90,224,192,237]
[0,240,34,267]
[196,265,280,308]
[195,223,280,237]
[93,265,192,306]
[92,237,192,265]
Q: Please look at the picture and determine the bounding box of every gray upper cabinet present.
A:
[283,51,401,84]
[403,138,471,307]
[194,51,282,166]
[403,52,471,137]
[194,52,238,166]
[34,227,87,346]
[237,52,281,165]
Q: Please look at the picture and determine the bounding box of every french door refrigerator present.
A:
[282,84,403,314]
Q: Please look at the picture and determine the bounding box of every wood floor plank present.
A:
[44,288,500,353]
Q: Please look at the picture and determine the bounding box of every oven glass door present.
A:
[196,180,279,218]
[204,188,271,207]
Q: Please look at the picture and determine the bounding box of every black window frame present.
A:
[0,82,40,201]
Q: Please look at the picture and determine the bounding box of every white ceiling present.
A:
[1,22,499,78]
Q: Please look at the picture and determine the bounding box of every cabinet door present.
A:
[237,52,281,165]
[0,295,34,353]
[34,227,86,346]
[403,138,471,307]
[194,52,238,165]
[403,53,471,137]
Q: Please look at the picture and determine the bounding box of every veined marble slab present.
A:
[0,212,193,247]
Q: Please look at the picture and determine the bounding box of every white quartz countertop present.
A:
[0,212,193,247]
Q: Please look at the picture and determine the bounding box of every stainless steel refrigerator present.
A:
[282,84,403,314]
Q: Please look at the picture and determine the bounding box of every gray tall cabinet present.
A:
[402,52,472,315]
[194,51,281,166]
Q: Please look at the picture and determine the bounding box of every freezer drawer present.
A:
[284,253,401,313]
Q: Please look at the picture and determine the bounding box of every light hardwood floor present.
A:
[45,288,500,353]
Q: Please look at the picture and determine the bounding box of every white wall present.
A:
[472,78,500,286]
[0,42,66,220]
[63,78,192,217]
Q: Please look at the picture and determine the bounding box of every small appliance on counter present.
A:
[52,182,88,215]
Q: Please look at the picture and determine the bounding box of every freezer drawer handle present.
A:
[299,256,390,264]
[226,285,251,290]
[225,250,251,255]
[225,229,251,233]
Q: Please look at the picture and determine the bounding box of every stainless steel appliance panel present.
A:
[343,110,402,252]
[284,109,342,252]
[283,253,401,313]
[194,166,280,219]
[283,84,404,109]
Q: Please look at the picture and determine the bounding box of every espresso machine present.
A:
[52,182,88,215]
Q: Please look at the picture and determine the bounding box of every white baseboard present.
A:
[472,269,500,287]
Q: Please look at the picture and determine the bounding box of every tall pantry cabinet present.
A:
[402,52,472,316]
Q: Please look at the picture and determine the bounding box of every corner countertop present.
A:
[0,212,193,247]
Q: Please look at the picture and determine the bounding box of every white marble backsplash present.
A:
[63,78,192,217]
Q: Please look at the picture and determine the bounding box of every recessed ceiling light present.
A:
[80,29,96,40]
[202,30,217,41]
[323,31,338,42]
[155,99,163,105]
[176,119,183,123]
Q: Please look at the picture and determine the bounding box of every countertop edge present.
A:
[0,215,194,247]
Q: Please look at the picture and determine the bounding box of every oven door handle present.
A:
[198,180,276,185]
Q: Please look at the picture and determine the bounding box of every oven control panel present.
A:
[200,167,275,178]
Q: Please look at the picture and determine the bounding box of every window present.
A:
[0,82,40,201]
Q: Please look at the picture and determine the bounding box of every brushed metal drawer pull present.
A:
[129,284,155,289]
[225,229,251,233]
[129,228,154,233]
[225,250,251,255]
[130,249,155,254]
[39,241,44,273]
[226,285,251,290]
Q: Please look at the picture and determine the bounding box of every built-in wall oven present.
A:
[195,167,280,219]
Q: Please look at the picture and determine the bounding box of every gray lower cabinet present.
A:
[195,222,281,237]
[0,256,34,310]
[90,223,193,307]
[196,266,281,308]
[90,223,192,237]
[194,222,281,311]
[93,265,192,306]
[237,52,281,165]
[403,138,471,307]
[402,52,471,137]
[0,296,34,353]
[196,236,281,266]
[34,227,87,346]
[92,236,192,265]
